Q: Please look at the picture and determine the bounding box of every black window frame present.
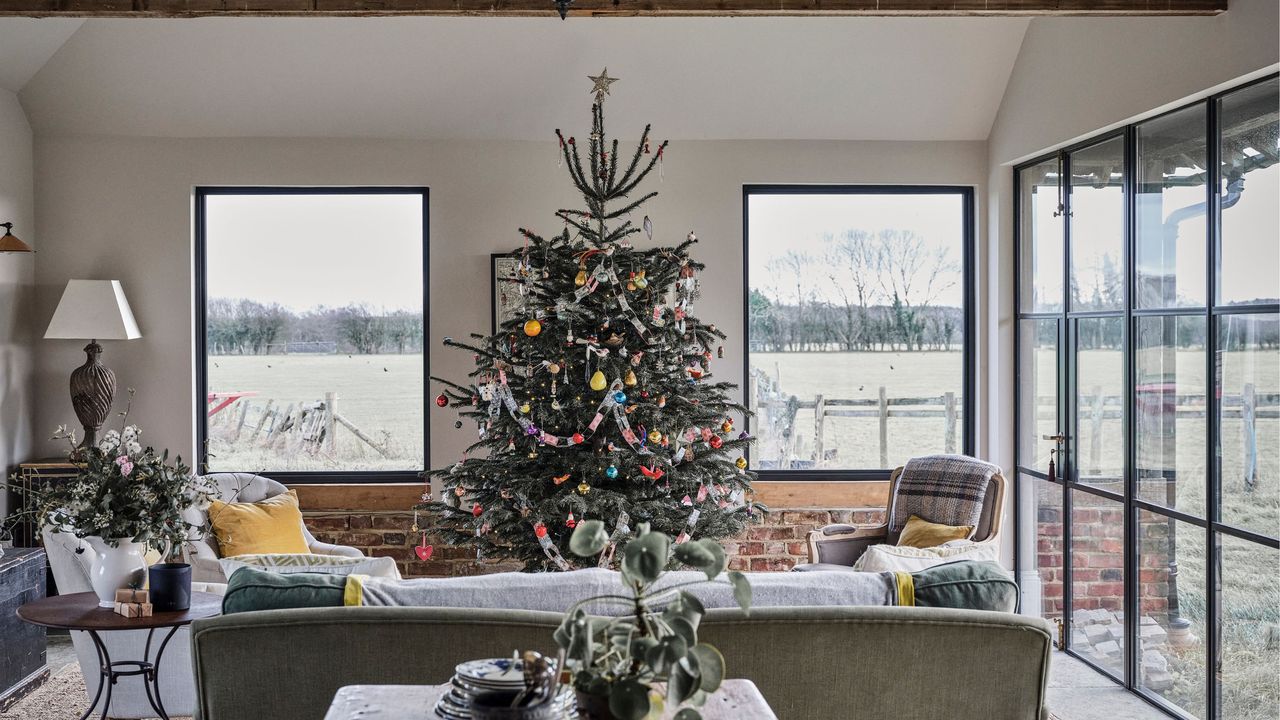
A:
[741,184,977,481]
[194,186,430,485]
[1012,73,1280,720]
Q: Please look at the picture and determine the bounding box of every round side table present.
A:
[18,590,222,720]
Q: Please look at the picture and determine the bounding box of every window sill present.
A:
[291,479,890,512]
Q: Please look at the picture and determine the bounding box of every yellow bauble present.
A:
[577,482,591,495]
[519,403,531,414]
[547,363,561,374]
[634,272,648,290]
[574,269,588,287]
[623,369,638,387]
[523,319,542,337]
[589,370,608,391]
[722,420,734,433]
[735,457,748,470]
[648,429,662,444]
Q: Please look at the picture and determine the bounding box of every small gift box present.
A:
[115,588,150,604]
[114,601,154,618]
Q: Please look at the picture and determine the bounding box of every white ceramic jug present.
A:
[84,536,148,608]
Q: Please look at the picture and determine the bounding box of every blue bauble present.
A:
[613,391,627,404]
[605,465,619,479]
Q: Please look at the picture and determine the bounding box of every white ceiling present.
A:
[9,17,1030,141]
[0,18,82,92]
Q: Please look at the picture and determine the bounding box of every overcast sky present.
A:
[748,192,967,309]
[206,193,424,312]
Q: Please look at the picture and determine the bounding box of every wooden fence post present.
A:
[944,391,957,454]
[325,392,338,454]
[232,401,250,442]
[813,394,825,468]
[1089,385,1104,475]
[1243,382,1257,491]
[249,399,274,442]
[879,386,889,468]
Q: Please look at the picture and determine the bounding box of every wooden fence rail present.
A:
[208,392,390,459]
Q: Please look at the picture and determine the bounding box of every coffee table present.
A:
[17,590,221,720]
[324,678,777,719]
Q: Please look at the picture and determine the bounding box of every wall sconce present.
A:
[0,222,33,253]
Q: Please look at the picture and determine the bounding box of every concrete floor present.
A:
[1047,652,1168,720]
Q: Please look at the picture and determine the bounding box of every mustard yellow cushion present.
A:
[208,490,311,557]
[897,514,973,549]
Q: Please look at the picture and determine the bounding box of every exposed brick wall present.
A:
[307,507,886,577]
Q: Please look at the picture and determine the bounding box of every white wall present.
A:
[0,87,34,518]
[985,0,1280,580]
[30,136,989,474]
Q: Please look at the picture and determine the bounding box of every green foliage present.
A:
[555,523,751,719]
[3,398,213,556]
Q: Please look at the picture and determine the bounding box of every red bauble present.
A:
[709,435,723,449]
[472,503,483,517]
[535,524,548,538]
[571,432,585,444]
[435,393,449,408]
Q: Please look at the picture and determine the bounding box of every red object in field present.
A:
[207,391,258,418]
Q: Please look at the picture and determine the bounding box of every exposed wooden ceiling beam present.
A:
[0,0,1229,18]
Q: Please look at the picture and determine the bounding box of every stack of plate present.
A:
[434,658,578,719]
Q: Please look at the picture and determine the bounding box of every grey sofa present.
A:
[191,605,1053,720]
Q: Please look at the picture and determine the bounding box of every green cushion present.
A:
[221,566,346,615]
[911,560,1018,612]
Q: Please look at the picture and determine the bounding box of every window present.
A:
[1015,75,1279,720]
[744,186,973,476]
[196,188,427,481]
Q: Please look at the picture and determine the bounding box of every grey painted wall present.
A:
[0,87,34,521]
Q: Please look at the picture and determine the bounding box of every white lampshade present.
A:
[44,280,142,341]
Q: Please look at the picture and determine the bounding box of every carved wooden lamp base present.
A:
[70,341,116,449]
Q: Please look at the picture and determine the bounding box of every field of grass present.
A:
[206,353,424,472]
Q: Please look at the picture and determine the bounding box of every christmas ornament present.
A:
[535,524,547,538]
[709,435,723,449]
[736,457,749,470]
[577,482,591,494]
[639,464,664,481]
[472,503,483,517]
[553,473,571,485]
[643,215,653,240]
[519,402,531,414]
[648,429,662,444]
[414,533,434,562]
[523,319,543,337]
[589,371,608,391]
[454,420,463,429]
[623,369,637,387]
[722,419,734,433]
[565,511,577,528]
[435,393,449,408]
[587,68,619,101]
[547,362,561,374]
[680,495,693,506]
[634,271,648,290]
[657,395,667,408]
[605,464,619,479]
[574,268,588,287]
[571,432,585,444]
[697,485,708,502]
[612,390,627,403]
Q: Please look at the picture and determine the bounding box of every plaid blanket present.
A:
[890,454,999,534]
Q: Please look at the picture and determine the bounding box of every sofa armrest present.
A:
[805,524,887,566]
[309,541,365,558]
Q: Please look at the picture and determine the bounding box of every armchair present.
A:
[183,473,364,584]
[800,457,1005,570]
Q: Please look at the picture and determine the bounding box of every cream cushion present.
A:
[219,553,401,580]
[851,541,999,573]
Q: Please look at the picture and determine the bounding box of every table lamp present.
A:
[44,280,142,448]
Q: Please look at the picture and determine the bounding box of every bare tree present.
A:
[874,230,959,350]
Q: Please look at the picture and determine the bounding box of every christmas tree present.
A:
[419,70,761,571]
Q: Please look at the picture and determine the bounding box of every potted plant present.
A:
[8,395,213,608]
[555,520,753,720]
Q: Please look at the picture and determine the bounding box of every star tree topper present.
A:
[588,68,619,101]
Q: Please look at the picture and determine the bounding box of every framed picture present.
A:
[491,252,523,333]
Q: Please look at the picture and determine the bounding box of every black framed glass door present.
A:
[1015,75,1279,720]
